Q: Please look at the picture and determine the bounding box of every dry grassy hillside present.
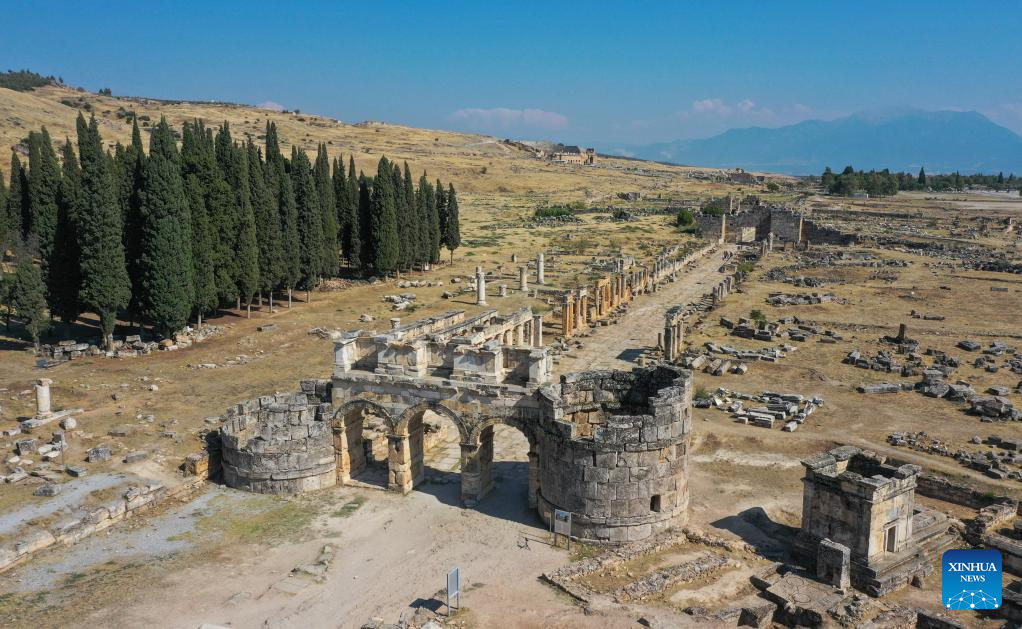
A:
[0,83,767,221]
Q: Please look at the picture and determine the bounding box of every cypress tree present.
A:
[26,128,61,265]
[77,114,130,350]
[333,156,350,261]
[11,246,48,348]
[119,120,146,326]
[419,173,440,265]
[371,158,400,274]
[180,121,218,325]
[139,118,193,339]
[278,167,301,305]
[357,174,372,272]
[443,183,461,262]
[48,140,83,330]
[211,123,241,304]
[264,121,284,174]
[917,167,926,186]
[0,262,9,332]
[185,175,217,326]
[391,162,411,270]
[6,153,28,242]
[346,157,362,269]
[314,143,338,276]
[435,179,447,259]
[234,145,260,314]
[292,148,323,296]
[248,141,282,306]
[402,162,420,268]
[0,167,6,245]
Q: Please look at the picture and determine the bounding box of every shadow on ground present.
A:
[712,506,799,561]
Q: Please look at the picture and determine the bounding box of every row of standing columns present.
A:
[711,275,736,305]
[498,316,545,348]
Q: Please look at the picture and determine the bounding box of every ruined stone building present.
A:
[550,145,597,165]
[795,446,955,596]
[216,307,693,544]
[694,204,856,246]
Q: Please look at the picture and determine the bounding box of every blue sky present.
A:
[3,1,1020,148]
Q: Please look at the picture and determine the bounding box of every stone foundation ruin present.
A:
[215,307,694,544]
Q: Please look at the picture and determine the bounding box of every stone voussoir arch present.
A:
[394,400,470,443]
[333,398,396,431]
[466,413,539,450]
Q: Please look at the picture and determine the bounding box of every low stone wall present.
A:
[220,390,337,494]
[0,477,205,574]
[915,473,1016,511]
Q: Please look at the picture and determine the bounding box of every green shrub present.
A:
[534,206,574,218]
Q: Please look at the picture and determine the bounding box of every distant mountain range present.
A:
[604,109,1022,176]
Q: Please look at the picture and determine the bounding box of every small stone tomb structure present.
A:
[794,446,955,596]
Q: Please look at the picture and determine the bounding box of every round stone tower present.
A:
[536,365,692,544]
[220,392,337,494]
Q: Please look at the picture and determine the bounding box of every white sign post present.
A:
[551,509,572,551]
[447,567,461,617]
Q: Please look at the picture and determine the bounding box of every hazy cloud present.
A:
[451,107,569,132]
[256,100,285,112]
[792,103,813,114]
[682,98,774,120]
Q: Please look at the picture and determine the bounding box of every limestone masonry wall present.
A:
[220,386,337,494]
[536,365,693,544]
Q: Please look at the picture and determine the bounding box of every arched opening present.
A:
[417,409,465,485]
[463,420,542,526]
[332,400,393,489]
[393,402,467,496]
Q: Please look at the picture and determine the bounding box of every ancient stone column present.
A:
[500,284,508,298]
[35,378,52,418]
[476,266,487,306]
[511,252,518,263]
[390,317,401,330]
[519,266,528,291]
[562,294,574,337]
[537,252,545,285]
[533,314,544,347]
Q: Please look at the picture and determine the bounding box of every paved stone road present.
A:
[554,245,735,374]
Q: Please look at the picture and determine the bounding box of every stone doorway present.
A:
[332,401,393,489]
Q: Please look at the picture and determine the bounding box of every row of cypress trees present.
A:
[0,115,461,347]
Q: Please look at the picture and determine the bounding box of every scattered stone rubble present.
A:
[684,341,795,374]
[384,292,419,311]
[35,325,224,363]
[766,291,848,306]
[695,388,823,431]
[888,431,1022,481]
